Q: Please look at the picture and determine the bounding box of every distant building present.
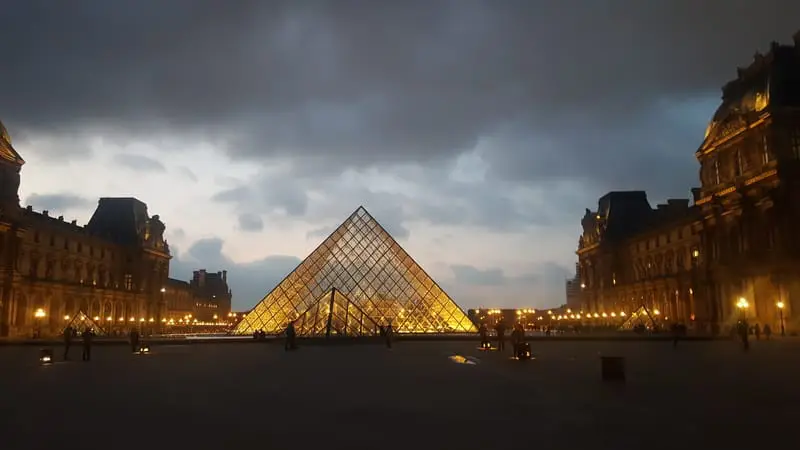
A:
[565,263,582,310]
[576,31,800,334]
[0,120,229,337]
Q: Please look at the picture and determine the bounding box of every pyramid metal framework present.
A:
[235,206,477,336]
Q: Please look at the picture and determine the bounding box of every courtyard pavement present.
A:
[0,338,797,450]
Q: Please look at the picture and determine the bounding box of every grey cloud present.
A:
[1,1,799,197]
[113,153,166,172]
[25,193,93,213]
[176,166,198,182]
[237,213,264,232]
[451,265,505,286]
[169,237,301,309]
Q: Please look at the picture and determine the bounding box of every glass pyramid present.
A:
[63,310,106,336]
[235,206,477,336]
[618,306,656,331]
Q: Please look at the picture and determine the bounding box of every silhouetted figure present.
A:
[63,326,74,360]
[82,328,94,361]
[478,323,489,348]
[511,323,525,355]
[737,320,749,351]
[495,321,507,351]
[385,322,394,349]
[285,322,296,351]
[764,324,772,340]
[671,323,681,348]
[754,323,761,340]
[130,329,140,353]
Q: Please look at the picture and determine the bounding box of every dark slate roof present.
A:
[86,197,149,246]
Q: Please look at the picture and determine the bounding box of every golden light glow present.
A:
[653,309,661,315]
[93,316,100,321]
[736,298,749,310]
[566,308,572,314]
[601,312,607,318]
[593,313,599,318]
[119,317,124,321]
[64,315,70,321]
[149,318,154,322]
[129,317,135,322]
[161,318,167,322]
[620,311,626,317]
[139,318,145,322]
[692,249,699,258]
[610,312,616,317]
[777,301,785,309]
[106,316,112,321]
[234,206,477,336]
[34,308,46,319]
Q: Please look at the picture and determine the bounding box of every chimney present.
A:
[70,220,77,225]
[199,269,206,287]
[43,210,49,217]
[222,270,227,283]
[58,215,64,221]
[26,205,32,211]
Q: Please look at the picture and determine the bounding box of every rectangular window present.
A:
[713,159,721,184]
[761,134,771,164]
[124,274,133,290]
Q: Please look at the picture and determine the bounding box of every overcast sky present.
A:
[2,1,798,310]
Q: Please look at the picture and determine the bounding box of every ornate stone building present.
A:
[577,31,800,334]
[0,121,232,337]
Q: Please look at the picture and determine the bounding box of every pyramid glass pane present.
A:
[235,206,477,335]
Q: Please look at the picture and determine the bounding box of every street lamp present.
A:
[736,297,749,320]
[33,308,46,338]
[776,301,786,337]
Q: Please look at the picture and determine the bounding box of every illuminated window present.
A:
[124,274,133,290]
[713,158,721,185]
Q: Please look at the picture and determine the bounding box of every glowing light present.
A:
[34,308,46,319]
[580,283,586,289]
[692,249,699,258]
[160,287,166,293]
[620,312,626,317]
[611,312,617,317]
[106,316,112,321]
[64,315,70,321]
[139,318,145,322]
[129,317,135,322]
[149,318,154,322]
[593,313,599,318]
[736,298,749,309]
[653,309,661,315]
[601,312,608,318]
[93,316,100,321]
[777,301,785,309]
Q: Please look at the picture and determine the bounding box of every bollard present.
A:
[600,356,625,382]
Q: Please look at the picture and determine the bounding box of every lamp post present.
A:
[776,301,786,337]
[159,287,166,333]
[33,308,46,339]
[736,297,749,321]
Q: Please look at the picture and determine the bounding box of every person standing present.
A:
[81,327,94,361]
[129,328,140,353]
[495,321,507,352]
[63,326,74,360]
[385,322,394,349]
[285,321,296,351]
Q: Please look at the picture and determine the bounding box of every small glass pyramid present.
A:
[63,310,106,336]
[235,206,477,336]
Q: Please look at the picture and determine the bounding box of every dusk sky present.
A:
[1,1,799,311]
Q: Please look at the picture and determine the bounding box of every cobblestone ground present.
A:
[0,338,797,450]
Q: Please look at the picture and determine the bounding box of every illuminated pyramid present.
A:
[235,206,477,336]
[618,306,657,331]
[63,310,106,336]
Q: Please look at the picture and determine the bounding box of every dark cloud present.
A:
[113,153,166,172]
[2,1,799,198]
[25,193,92,213]
[237,213,264,232]
[169,237,301,309]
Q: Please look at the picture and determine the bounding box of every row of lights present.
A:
[736,297,786,311]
